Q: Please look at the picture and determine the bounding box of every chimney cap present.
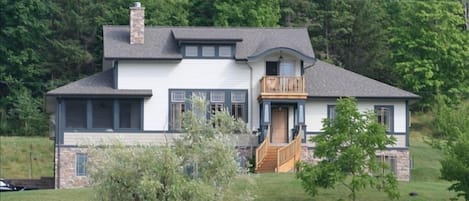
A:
[134,2,141,7]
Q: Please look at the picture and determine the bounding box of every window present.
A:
[375,106,393,132]
[185,46,198,57]
[170,91,186,130]
[76,153,88,176]
[210,91,225,115]
[327,105,336,120]
[92,100,113,128]
[183,45,234,58]
[219,46,232,57]
[377,155,397,175]
[65,100,87,128]
[279,61,295,76]
[119,100,141,129]
[231,91,246,120]
[202,46,215,57]
[64,99,142,131]
[169,90,248,130]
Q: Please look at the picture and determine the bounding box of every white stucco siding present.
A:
[305,100,336,132]
[305,99,408,134]
[118,60,250,130]
[356,100,407,133]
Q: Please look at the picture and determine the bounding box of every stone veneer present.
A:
[130,3,144,44]
[55,147,90,189]
[301,146,410,181]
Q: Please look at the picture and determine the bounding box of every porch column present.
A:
[297,101,307,143]
[259,101,271,143]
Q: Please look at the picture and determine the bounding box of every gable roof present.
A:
[103,26,315,61]
[305,60,419,99]
[46,69,152,97]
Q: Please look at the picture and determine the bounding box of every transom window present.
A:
[169,89,247,131]
[375,105,393,132]
[64,99,143,130]
[183,45,234,58]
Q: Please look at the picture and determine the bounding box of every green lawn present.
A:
[1,174,462,201]
[0,113,462,200]
[0,136,54,179]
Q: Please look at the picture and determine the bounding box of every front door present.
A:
[271,108,288,143]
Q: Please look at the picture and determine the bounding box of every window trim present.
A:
[374,105,394,133]
[76,153,88,176]
[63,98,143,132]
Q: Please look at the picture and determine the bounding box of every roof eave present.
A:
[247,47,315,63]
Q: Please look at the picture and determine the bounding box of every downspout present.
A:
[56,98,61,189]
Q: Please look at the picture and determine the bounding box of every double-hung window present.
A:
[375,105,393,132]
[210,91,225,114]
[169,90,247,131]
[170,91,186,130]
[231,91,246,121]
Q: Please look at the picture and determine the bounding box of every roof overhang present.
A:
[247,47,316,63]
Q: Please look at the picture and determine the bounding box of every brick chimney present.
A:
[130,2,144,44]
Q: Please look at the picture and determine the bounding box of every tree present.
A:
[389,1,469,109]
[296,97,399,201]
[89,96,253,201]
[336,0,392,84]
[189,0,280,27]
[432,98,469,200]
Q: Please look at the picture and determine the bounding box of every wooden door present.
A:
[271,108,288,143]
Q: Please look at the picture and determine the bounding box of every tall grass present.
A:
[0,136,54,178]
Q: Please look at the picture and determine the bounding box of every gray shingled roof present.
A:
[46,69,152,97]
[103,26,315,61]
[305,60,419,99]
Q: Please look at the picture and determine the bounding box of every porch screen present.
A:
[65,100,86,128]
[92,100,113,128]
[119,100,141,129]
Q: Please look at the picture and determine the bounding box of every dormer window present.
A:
[183,45,234,58]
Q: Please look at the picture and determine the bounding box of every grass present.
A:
[1,174,462,201]
[0,112,462,200]
[0,136,54,179]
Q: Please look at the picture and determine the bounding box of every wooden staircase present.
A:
[255,125,303,173]
[256,146,281,173]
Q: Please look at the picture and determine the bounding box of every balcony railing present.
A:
[259,76,307,99]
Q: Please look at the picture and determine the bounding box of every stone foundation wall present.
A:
[55,147,90,189]
[301,147,410,181]
[376,150,410,181]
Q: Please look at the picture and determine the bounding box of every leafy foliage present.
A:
[433,99,469,200]
[389,1,469,108]
[89,96,254,201]
[296,98,399,201]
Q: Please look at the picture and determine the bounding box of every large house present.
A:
[46,2,419,189]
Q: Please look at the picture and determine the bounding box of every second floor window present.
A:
[183,45,234,58]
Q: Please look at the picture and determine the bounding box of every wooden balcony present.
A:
[259,76,308,100]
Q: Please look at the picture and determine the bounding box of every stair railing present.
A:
[277,126,303,172]
[256,125,271,170]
